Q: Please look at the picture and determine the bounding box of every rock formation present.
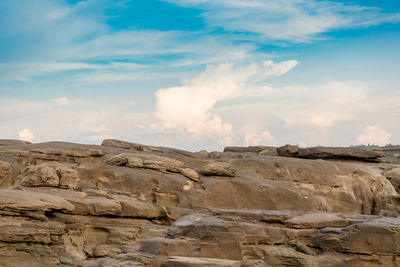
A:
[0,139,400,266]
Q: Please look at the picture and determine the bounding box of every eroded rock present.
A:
[18,163,80,189]
[298,146,383,161]
[105,153,199,181]
[200,162,236,177]
[0,140,399,266]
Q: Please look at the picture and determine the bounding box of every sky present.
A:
[0,0,400,151]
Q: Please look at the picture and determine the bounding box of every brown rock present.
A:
[200,162,236,177]
[285,213,349,229]
[113,195,166,219]
[19,164,59,187]
[162,256,241,267]
[223,146,270,154]
[106,153,199,181]
[258,147,278,156]
[102,138,162,153]
[209,151,223,159]
[277,145,299,157]
[0,139,31,146]
[18,163,80,189]
[92,244,121,257]
[385,168,400,192]
[0,161,14,188]
[298,146,383,161]
[0,189,74,213]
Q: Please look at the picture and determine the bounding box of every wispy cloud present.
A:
[166,0,400,42]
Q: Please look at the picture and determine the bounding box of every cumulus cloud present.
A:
[357,125,391,146]
[154,60,297,145]
[244,130,277,146]
[18,129,34,142]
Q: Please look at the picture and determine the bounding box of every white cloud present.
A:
[52,97,71,106]
[266,81,369,129]
[0,62,101,82]
[357,125,391,146]
[154,60,297,145]
[167,0,400,42]
[244,130,277,146]
[18,129,34,142]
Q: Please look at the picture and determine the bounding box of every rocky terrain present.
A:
[1,139,400,266]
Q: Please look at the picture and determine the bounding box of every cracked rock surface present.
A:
[0,139,400,266]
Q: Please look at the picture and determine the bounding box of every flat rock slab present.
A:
[0,139,31,146]
[223,146,271,154]
[285,213,350,229]
[200,162,236,177]
[0,189,74,213]
[298,146,382,160]
[162,256,241,267]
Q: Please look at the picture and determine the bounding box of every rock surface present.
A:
[0,138,400,266]
[298,146,383,161]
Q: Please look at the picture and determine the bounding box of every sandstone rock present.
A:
[113,195,166,219]
[194,150,209,158]
[102,139,161,153]
[298,146,383,161]
[285,213,349,229]
[223,146,270,154]
[105,153,199,181]
[92,244,121,257]
[162,256,241,267]
[200,162,236,177]
[258,147,278,156]
[0,139,31,146]
[179,168,200,181]
[18,163,79,189]
[139,237,191,256]
[142,211,400,266]
[0,189,74,213]
[1,140,400,266]
[209,151,223,159]
[385,168,400,192]
[0,161,14,188]
[0,141,103,164]
[19,164,59,187]
[277,145,299,157]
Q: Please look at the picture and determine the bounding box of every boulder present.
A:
[18,163,80,189]
[277,145,299,157]
[385,168,400,192]
[200,162,236,177]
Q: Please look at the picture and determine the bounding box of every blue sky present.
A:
[0,0,399,150]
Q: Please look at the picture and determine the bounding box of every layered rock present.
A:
[0,139,399,266]
[139,210,400,266]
